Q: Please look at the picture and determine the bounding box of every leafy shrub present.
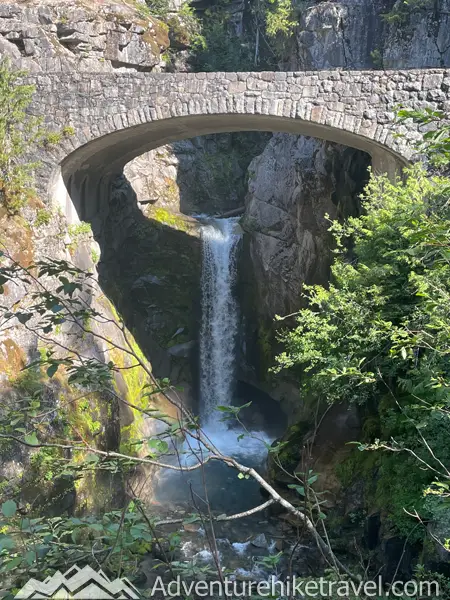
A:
[0,60,43,214]
[275,151,450,541]
[382,0,432,24]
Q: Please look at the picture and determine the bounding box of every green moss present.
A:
[115,352,150,454]
[334,418,431,541]
[76,397,102,436]
[68,221,92,253]
[29,447,61,482]
[257,322,275,381]
[100,298,153,453]
[68,221,92,239]
[62,125,75,137]
[335,448,379,489]
[10,363,43,395]
[91,249,99,264]
[278,421,310,465]
[149,206,189,232]
[35,208,52,227]
[42,131,64,146]
[361,415,381,439]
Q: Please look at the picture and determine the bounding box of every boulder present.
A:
[251,533,268,549]
[168,340,196,358]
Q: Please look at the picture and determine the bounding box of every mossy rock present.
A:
[168,15,193,50]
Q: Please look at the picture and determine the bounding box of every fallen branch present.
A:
[153,499,276,527]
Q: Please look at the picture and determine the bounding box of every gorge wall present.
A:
[0,0,175,508]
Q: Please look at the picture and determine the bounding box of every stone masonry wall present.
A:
[25,68,450,205]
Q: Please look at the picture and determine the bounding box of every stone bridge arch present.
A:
[28,69,450,219]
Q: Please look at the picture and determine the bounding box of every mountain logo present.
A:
[14,565,141,599]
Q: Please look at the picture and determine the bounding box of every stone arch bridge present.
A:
[29,68,450,220]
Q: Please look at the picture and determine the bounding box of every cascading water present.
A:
[199,217,241,425]
[154,215,278,515]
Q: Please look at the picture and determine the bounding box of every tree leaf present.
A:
[1,500,17,518]
[46,364,59,378]
[3,556,22,571]
[25,550,37,565]
[25,432,39,446]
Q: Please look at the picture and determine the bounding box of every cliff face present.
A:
[251,1,450,572]
[0,0,169,72]
[2,0,447,397]
[0,0,174,513]
[0,200,173,512]
[289,0,450,71]
[243,135,369,320]
[1,0,449,517]
[243,0,450,375]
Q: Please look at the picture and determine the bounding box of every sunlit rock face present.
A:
[243,134,370,320]
[0,0,169,72]
[288,0,450,71]
[0,0,171,509]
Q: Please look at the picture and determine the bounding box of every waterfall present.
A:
[199,217,241,425]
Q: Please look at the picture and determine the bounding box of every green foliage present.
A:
[396,108,450,169]
[0,60,43,215]
[0,252,188,587]
[264,0,296,38]
[166,2,206,56]
[90,248,100,264]
[34,208,52,228]
[0,507,156,588]
[276,120,450,543]
[382,0,432,24]
[68,221,92,239]
[145,0,171,18]
[173,0,299,71]
[370,48,383,69]
[190,18,253,72]
[275,164,450,407]
[68,221,93,252]
[62,125,76,137]
[0,60,72,215]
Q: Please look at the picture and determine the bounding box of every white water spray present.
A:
[199,217,241,425]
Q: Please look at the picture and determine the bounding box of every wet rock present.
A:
[380,536,417,581]
[168,340,196,357]
[132,273,164,288]
[251,533,268,549]
[275,538,288,552]
[232,541,251,556]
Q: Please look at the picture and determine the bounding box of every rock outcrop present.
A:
[95,174,202,393]
[243,135,369,319]
[0,0,169,72]
[0,199,172,513]
[241,0,450,383]
[288,0,450,71]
